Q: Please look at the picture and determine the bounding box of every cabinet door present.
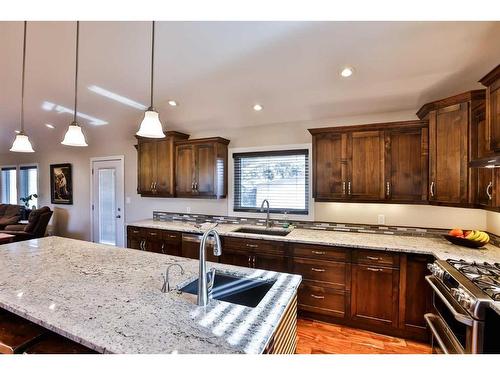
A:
[254,254,289,273]
[194,143,216,197]
[429,104,469,203]
[399,254,433,337]
[155,139,173,196]
[176,145,195,196]
[181,235,219,262]
[220,251,253,268]
[137,140,157,194]
[385,127,428,202]
[490,83,500,151]
[347,131,385,200]
[312,133,347,199]
[351,264,399,327]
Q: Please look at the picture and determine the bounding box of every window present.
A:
[0,165,38,207]
[1,167,17,204]
[233,149,309,215]
[19,166,38,208]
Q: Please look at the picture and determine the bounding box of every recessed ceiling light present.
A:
[45,123,55,129]
[168,100,177,107]
[253,104,263,111]
[15,130,20,134]
[340,67,354,78]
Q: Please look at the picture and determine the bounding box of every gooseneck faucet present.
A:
[260,199,271,229]
[197,226,222,306]
[161,263,185,293]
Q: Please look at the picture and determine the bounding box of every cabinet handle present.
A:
[150,182,154,191]
[154,181,157,191]
[140,240,145,251]
[246,244,259,248]
[248,256,252,267]
[168,234,178,239]
[194,182,198,191]
[252,255,256,268]
[366,256,381,261]
[191,182,195,191]
[386,181,391,198]
[311,251,326,255]
[161,243,165,254]
[133,230,139,234]
[348,181,351,196]
[366,267,383,272]
[342,181,346,196]
[430,181,435,198]
[150,232,157,236]
[310,294,325,299]
[486,181,493,201]
[311,267,325,272]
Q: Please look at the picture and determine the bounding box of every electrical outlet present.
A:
[377,214,385,225]
[186,206,191,214]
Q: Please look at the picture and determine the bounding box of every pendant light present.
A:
[62,21,88,147]
[136,21,165,138]
[10,21,35,153]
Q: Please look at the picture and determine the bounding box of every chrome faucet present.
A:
[260,199,271,229]
[161,263,185,293]
[197,226,222,306]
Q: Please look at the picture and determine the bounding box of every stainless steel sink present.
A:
[233,227,291,237]
[178,273,274,308]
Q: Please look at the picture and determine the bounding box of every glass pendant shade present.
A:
[10,132,34,153]
[61,122,88,147]
[136,108,165,138]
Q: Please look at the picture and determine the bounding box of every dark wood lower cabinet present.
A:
[126,225,433,341]
[350,264,400,328]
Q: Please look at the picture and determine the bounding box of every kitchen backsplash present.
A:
[153,211,500,248]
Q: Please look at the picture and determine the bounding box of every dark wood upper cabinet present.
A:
[309,120,428,203]
[312,133,346,199]
[417,90,485,205]
[136,131,189,197]
[479,64,500,152]
[347,130,385,200]
[384,125,428,202]
[175,137,230,199]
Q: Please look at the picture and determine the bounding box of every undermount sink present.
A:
[178,273,274,308]
[233,227,291,237]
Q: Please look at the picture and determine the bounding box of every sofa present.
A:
[0,206,53,242]
[0,204,23,230]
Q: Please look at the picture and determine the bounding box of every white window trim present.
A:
[227,143,314,222]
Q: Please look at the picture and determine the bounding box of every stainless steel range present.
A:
[425,259,500,354]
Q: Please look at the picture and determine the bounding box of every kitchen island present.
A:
[0,236,301,354]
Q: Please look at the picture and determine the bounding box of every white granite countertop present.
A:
[0,237,301,354]
[129,219,500,263]
[129,219,500,315]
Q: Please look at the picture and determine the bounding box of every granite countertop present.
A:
[0,237,301,354]
[129,219,500,264]
[130,219,500,316]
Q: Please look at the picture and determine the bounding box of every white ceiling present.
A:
[1,21,500,152]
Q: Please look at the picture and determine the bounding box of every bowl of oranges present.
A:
[444,228,490,248]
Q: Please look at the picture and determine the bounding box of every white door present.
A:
[91,158,125,247]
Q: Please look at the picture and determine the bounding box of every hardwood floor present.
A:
[296,318,432,354]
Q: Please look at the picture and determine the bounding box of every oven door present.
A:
[425,275,484,354]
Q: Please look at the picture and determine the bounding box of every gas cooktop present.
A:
[447,259,500,302]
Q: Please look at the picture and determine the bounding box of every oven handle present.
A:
[425,275,474,326]
[424,313,464,354]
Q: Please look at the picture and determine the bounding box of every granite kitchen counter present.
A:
[129,219,500,264]
[0,237,301,354]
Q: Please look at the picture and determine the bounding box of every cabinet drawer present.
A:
[223,236,285,255]
[293,257,347,290]
[298,283,346,318]
[292,243,350,262]
[353,249,399,268]
[144,228,163,239]
[127,226,143,237]
[163,230,181,243]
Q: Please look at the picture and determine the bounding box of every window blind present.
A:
[233,149,309,215]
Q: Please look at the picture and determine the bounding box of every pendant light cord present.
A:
[20,21,27,133]
[150,21,155,109]
[73,21,79,123]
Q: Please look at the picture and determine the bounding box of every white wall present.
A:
[1,108,497,240]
